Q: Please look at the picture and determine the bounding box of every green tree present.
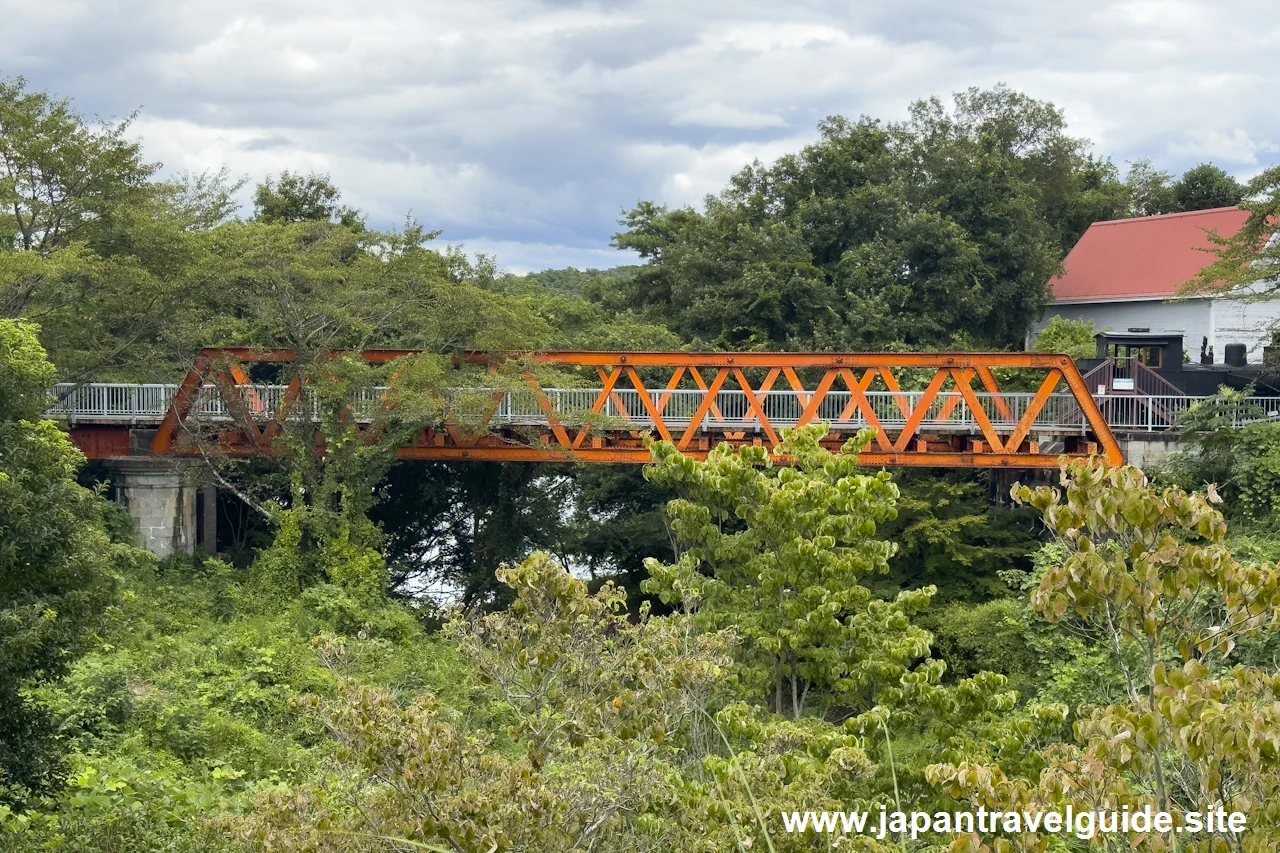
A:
[500,265,642,301]
[642,426,937,719]
[1125,159,1178,217]
[880,470,1039,603]
[1032,315,1098,361]
[904,84,1128,253]
[611,85,1122,351]
[0,76,156,256]
[233,553,885,853]
[1122,161,1242,219]
[1231,423,1280,521]
[0,320,137,800]
[1185,164,1280,297]
[0,92,588,598]
[1153,385,1267,510]
[1172,163,1245,212]
[559,464,676,593]
[373,461,580,605]
[174,218,568,600]
[253,171,363,228]
[931,460,1280,852]
[0,76,251,382]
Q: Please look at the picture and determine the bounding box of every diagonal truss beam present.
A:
[150,349,1123,468]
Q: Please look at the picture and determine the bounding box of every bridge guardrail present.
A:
[50,383,1280,433]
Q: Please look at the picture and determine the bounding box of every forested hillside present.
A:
[4,74,1280,852]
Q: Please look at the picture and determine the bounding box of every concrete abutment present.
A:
[104,457,216,558]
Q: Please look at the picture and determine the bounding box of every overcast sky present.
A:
[3,0,1278,272]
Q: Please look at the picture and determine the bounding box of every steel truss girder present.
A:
[151,349,1124,468]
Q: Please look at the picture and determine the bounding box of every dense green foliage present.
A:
[643,427,932,719]
[228,435,1030,853]
[252,171,361,228]
[611,90,1076,350]
[0,321,139,800]
[1,547,482,851]
[1124,159,1246,217]
[1153,386,1280,517]
[1032,315,1099,362]
[934,460,1280,852]
[878,469,1039,602]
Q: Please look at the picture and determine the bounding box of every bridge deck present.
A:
[59,349,1272,467]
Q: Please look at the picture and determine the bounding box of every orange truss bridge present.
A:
[63,349,1123,468]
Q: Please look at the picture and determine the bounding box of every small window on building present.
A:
[1108,343,1163,368]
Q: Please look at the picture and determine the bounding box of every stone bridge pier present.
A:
[104,457,216,558]
[1113,434,1182,471]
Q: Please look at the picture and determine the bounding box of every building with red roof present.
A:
[1029,206,1278,365]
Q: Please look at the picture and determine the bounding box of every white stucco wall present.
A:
[1030,294,1280,363]
[1213,296,1280,360]
[1029,298,1213,357]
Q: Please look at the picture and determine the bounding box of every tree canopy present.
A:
[1124,159,1245,217]
[0,77,157,255]
[1033,315,1098,361]
[252,171,362,228]
[611,87,1091,350]
[607,87,1249,353]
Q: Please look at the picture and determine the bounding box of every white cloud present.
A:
[698,21,852,54]
[1167,128,1279,167]
[2,0,1279,270]
[456,239,638,276]
[624,137,812,207]
[671,103,786,129]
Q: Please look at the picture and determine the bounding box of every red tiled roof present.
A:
[1049,206,1249,302]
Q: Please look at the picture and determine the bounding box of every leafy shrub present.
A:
[1236,421,1280,520]
[0,756,248,853]
[921,599,1038,693]
[233,553,899,853]
[28,652,136,742]
[297,583,417,643]
[1032,315,1098,360]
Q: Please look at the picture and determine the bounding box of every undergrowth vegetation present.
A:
[3,552,488,852]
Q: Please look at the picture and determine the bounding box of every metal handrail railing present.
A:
[49,383,1280,433]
